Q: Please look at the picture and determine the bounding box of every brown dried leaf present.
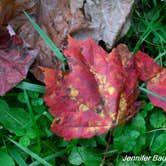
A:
[74,0,134,48]
[4,0,134,81]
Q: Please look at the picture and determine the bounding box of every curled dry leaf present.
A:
[0,27,37,96]
[0,0,134,81]
[135,52,166,111]
[42,37,142,140]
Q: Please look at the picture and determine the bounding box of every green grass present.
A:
[0,1,166,166]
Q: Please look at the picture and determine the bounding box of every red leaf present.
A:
[135,51,162,81]
[43,37,141,140]
[0,27,37,96]
[135,51,166,111]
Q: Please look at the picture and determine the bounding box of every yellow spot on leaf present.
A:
[99,113,105,118]
[96,121,102,126]
[95,74,107,85]
[88,127,97,133]
[107,86,115,96]
[79,104,90,111]
[94,73,115,97]
[99,85,103,91]
[70,88,79,97]
[150,73,160,84]
[109,112,116,120]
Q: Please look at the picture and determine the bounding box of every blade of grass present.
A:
[151,29,166,44]
[155,51,166,61]
[29,149,67,166]
[147,128,166,133]
[8,148,28,166]
[23,90,41,154]
[133,4,166,54]
[139,87,166,102]
[24,11,66,63]
[149,132,156,154]
[16,81,45,93]
[8,138,52,166]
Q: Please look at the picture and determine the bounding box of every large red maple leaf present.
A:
[42,37,142,140]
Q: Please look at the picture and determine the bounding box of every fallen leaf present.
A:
[42,37,141,140]
[74,0,134,48]
[2,0,134,81]
[0,26,37,96]
[135,51,166,111]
